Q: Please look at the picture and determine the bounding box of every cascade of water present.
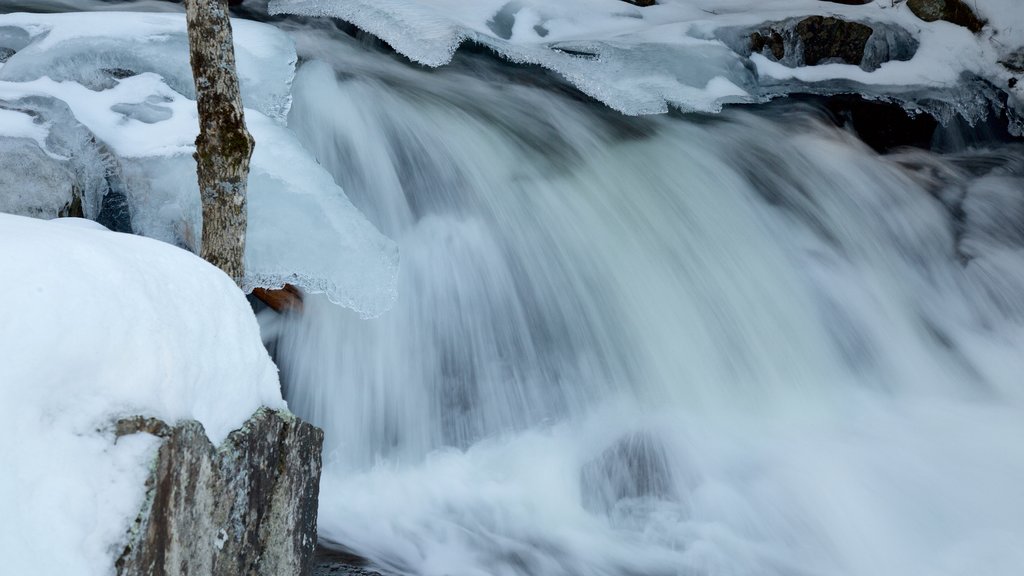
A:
[267,32,1024,576]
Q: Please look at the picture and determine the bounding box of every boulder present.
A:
[115,408,324,576]
[735,16,917,72]
[796,16,874,66]
[906,0,985,33]
[580,432,676,515]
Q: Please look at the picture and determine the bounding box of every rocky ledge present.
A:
[114,408,324,576]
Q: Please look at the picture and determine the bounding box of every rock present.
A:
[732,17,916,72]
[0,47,14,63]
[116,408,324,576]
[751,30,786,61]
[312,546,388,576]
[906,0,985,33]
[815,94,939,152]
[796,16,874,66]
[580,432,675,515]
[819,0,873,4]
[1000,49,1024,73]
[620,0,655,6]
[253,283,305,313]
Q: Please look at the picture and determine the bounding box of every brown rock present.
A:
[906,0,985,33]
[253,283,304,313]
[796,16,874,66]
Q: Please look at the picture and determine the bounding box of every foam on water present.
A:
[268,30,1024,576]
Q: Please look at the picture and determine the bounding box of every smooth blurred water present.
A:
[249,24,1024,576]
[4,1,1021,574]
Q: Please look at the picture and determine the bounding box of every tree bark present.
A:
[185,0,253,282]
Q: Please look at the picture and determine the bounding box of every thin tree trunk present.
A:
[185,0,253,282]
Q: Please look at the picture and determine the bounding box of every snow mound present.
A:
[0,213,284,576]
[0,12,399,317]
[270,0,1024,121]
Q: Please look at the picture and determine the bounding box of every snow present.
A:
[0,212,284,576]
[0,11,295,121]
[0,107,48,145]
[0,12,399,318]
[270,0,1024,119]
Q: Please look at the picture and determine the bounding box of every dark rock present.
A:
[621,0,655,6]
[751,30,786,60]
[116,408,324,576]
[580,432,675,515]
[1000,49,1024,73]
[312,546,388,576]
[102,67,138,80]
[906,0,985,33]
[819,0,872,3]
[0,47,14,63]
[814,94,939,152]
[1010,78,1019,89]
[732,17,916,72]
[796,16,874,66]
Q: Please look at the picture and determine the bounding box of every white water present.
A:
[258,29,1024,576]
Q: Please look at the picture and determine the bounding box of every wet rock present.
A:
[580,431,675,515]
[312,546,388,576]
[751,30,786,61]
[790,94,940,152]
[906,0,985,33]
[728,17,917,72]
[1000,49,1024,73]
[796,16,874,66]
[116,408,324,576]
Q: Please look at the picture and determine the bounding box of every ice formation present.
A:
[270,0,1024,125]
[0,11,398,317]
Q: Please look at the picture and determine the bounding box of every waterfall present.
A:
[263,27,1024,576]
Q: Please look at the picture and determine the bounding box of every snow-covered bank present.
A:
[0,213,284,575]
[0,11,399,317]
[270,0,1024,130]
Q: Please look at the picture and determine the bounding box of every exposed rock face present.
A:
[907,0,986,33]
[621,0,655,6]
[116,408,323,576]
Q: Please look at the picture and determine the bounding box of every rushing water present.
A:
[258,24,1024,576]
[10,2,1024,574]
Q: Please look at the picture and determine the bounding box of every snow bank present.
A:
[270,0,1024,121]
[0,12,399,317]
[0,213,284,576]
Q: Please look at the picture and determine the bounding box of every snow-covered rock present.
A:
[269,0,1024,129]
[0,213,285,575]
[115,409,323,576]
[0,11,399,318]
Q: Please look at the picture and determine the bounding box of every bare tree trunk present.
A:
[185,0,253,282]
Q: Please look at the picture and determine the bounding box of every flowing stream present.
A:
[8,2,1024,574]
[264,23,1024,576]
